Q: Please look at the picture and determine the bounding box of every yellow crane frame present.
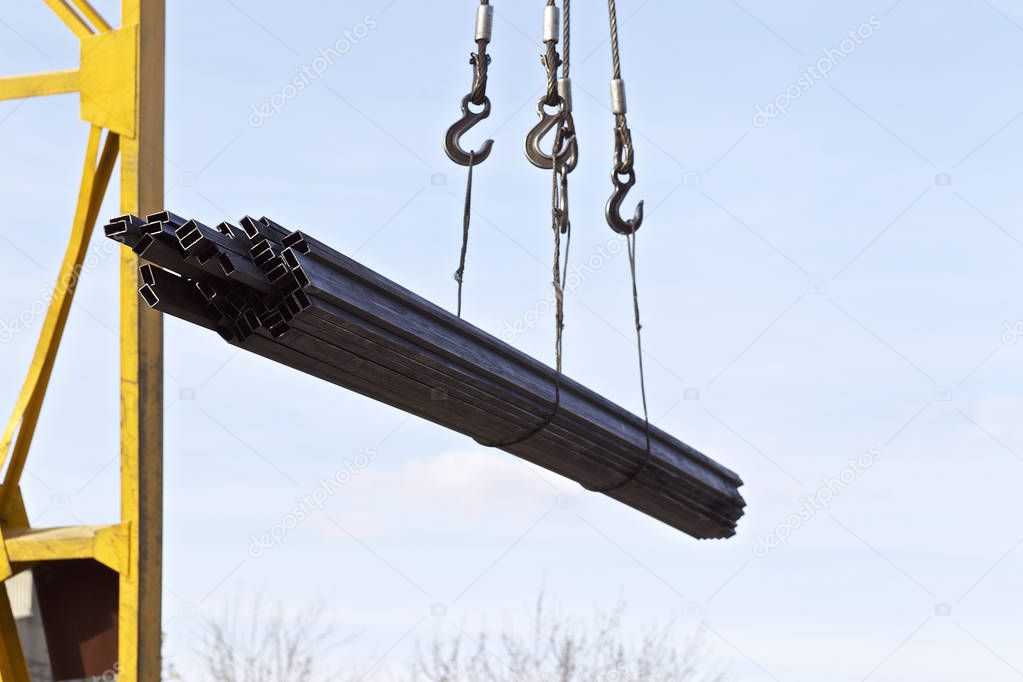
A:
[0,0,164,679]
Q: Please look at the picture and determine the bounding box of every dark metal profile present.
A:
[106,212,746,539]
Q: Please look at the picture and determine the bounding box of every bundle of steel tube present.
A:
[105,212,745,539]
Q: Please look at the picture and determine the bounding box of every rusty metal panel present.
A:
[34,560,118,681]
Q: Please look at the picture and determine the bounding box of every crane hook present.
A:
[605,168,644,235]
[525,102,578,172]
[445,95,494,167]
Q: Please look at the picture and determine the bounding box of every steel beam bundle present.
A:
[105,212,746,539]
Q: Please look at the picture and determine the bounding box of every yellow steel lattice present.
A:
[0,1,164,679]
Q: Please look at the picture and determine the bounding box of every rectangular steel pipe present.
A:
[108,213,746,539]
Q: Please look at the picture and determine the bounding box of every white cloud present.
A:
[320,449,573,539]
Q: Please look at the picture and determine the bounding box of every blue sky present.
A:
[3,0,1023,679]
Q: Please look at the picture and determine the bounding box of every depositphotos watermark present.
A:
[0,239,118,345]
[752,444,883,559]
[1002,320,1022,346]
[248,446,377,558]
[592,663,631,682]
[248,15,378,128]
[500,235,627,342]
[95,664,119,682]
[753,15,882,128]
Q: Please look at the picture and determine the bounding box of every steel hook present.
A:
[445,95,494,167]
[605,168,645,235]
[525,101,578,172]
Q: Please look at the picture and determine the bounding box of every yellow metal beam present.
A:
[0,70,80,101]
[42,0,94,38]
[2,524,129,575]
[1,3,164,679]
[79,25,138,136]
[70,0,112,33]
[0,492,33,682]
[0,124,103,468]
[0,127,119,519]
[0,590,29,682]
[117,1,165,680]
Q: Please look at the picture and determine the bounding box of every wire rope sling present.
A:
[443,0,653,472]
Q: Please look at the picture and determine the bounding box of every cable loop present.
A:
[487,0,574,450]
[613,120,635,174]
[594,0,653,495]
[469,48,491,106]
[542,44,561,107]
